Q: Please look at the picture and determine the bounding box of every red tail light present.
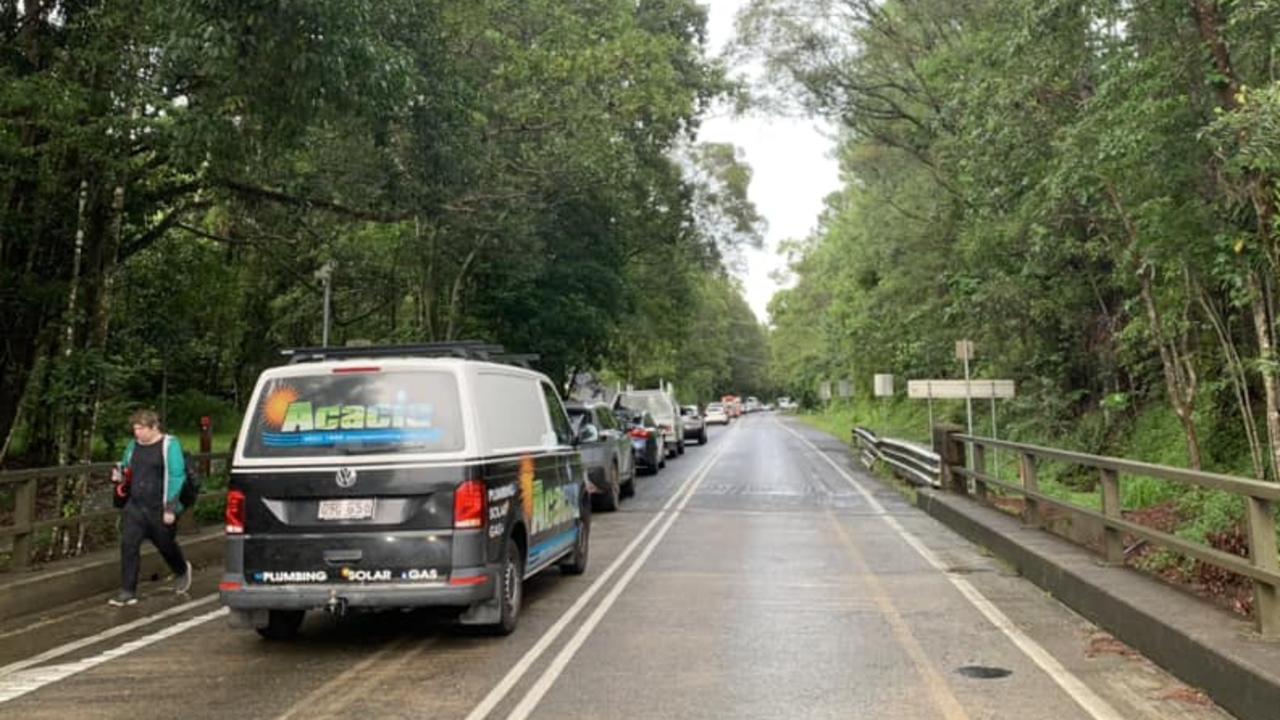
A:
[225,489,245,534]
[454,479,486,529]
[629,428,651,439]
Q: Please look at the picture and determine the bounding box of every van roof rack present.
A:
[281,342,539,368]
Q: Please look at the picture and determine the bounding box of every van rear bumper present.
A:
[219,572,494,611]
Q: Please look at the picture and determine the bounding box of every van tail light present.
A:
[629,428,651,440]
[454,479,487,530]
[225,489,246,534]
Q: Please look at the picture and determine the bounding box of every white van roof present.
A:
[257,356,548,382]
[234,357,561,470]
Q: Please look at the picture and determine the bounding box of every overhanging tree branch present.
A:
[216,179,414,222]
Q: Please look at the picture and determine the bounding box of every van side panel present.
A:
[470,452,582,576]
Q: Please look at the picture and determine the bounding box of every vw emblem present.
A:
[335,467,358,489]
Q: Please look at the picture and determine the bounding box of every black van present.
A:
[219,344,590,639]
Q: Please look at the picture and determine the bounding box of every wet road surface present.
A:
[0,415,1235,719]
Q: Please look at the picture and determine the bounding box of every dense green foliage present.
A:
[747,0,1280,487]
[0,0,773,471]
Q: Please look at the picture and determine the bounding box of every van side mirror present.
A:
[576,423,600,444]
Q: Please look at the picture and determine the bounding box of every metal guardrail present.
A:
[0,453,231,571]
[852,427,941,488]
[855,424,1280,637]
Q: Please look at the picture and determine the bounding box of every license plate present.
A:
[317,498,375,520]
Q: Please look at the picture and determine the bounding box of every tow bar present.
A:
[325,591,348,618]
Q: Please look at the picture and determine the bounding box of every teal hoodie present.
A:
[120,435,186,514]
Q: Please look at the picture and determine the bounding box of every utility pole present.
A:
[316,262,334,347]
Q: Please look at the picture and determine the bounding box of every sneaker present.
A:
[108,591,138,607]
[173,561,193,594]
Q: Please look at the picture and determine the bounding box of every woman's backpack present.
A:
[178,452,203,510]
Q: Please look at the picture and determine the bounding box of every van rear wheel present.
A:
[483,538,523,636]
[256,610,305,641]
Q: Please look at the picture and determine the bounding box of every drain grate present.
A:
[956,665,1012,679]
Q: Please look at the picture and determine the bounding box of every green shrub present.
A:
[802,397,931,445]
[1122,406,1194,467]
[1176,489,1245,544]
[1122,475,1184,511]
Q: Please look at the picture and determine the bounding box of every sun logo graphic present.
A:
[262,385,300,430]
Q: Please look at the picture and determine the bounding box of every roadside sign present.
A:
[819,381,832,401]
[955,340,974,361]
[838,379,851,398]
[907,379,1015,399]
[874,374,894,397]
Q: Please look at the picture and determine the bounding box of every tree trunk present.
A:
[72,183,125,555]
[0,398,24,466]
[1139,268,1202,468]
[1106,185,1203,468]
[1199,284,1266,479]
[1190,0,1280,478]
[1189,1,1240,110]
[0,4,53,455]
[419,216,437,340]
[49,179,91,558]
[56,179,90,467]
[1248,271,1280,478]
[445,239,487,341]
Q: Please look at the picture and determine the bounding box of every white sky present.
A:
[699,0,842,325]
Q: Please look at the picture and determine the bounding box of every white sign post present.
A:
[956,340,975,439]
[838,379,851,399]
[873,374,894,397]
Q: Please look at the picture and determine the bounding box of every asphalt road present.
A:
[0,415,1236,719]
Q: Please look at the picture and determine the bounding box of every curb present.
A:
[915,488,1280,720]
[0,527,224,623]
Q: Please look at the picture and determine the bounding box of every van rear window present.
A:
[244,371,464,457]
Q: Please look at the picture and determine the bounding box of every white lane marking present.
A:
[464,425,738,720]
[503,434,731,720]
[780,420,1127,720]
[0,607,227,704]
[0,593,219,678]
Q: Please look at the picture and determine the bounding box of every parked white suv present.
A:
[704,403,729,425]
[680,405,707,445]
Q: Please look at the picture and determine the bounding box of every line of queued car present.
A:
[564,388,720,512]
[218,339,740,640]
